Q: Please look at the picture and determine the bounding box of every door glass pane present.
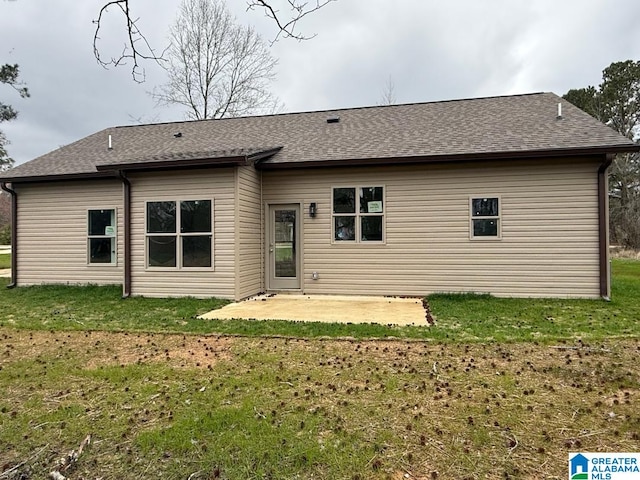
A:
[274,209,296,278]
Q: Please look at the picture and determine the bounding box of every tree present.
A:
[0,63,30,171]
[379,75,397,105]
[152,0,280,120]
[0,191,9,226]
[600,61,640,139]
[0,191,10,245]
[563,60,640,248]
[93,0,335,82]
[562,86,603,121]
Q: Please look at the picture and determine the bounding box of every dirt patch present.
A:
[1,329,233,370]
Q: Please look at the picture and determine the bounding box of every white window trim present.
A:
[469,195,502,241]
[331,185,386,245]
[87,208,117,266]
[144,199,215,270]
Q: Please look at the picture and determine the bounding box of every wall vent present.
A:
[326,116,340,124]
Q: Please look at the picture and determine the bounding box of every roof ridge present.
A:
[114,92,552,130]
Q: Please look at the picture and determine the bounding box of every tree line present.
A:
[563,60,640,249]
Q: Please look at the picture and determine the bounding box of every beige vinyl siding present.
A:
[235,165,263,300]
[262,158,602,298]
[129,169,235,298]
[15,179,123,285]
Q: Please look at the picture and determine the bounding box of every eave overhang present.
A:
[0,147,284,183]
[0,171,117,184]
[256,144,640,170]
[95,146,283,173]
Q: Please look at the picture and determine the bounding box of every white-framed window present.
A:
[470,196,501,239]
[88,209,116,264]
[332,186,384,243]
[146,200,213,268]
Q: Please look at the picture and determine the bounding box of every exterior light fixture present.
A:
[309,202,317,217]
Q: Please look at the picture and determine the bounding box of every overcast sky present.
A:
[1,0,640,166]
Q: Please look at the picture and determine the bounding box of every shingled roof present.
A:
[2,92,637,181]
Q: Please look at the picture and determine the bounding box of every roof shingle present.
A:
[2,92,637,180]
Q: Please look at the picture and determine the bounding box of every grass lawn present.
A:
[0,259,639,342]
[426,258,640,342]
[0,260,639,478]
[1,330,638,479]
[0,253,10,269]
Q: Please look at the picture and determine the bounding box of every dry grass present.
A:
[1,328,639,479]
[4,330,233,370]
[610,246,640,260]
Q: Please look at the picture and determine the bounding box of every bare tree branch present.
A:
[246,0,336,42]
[92,1,335,81]
[92,0,167,83]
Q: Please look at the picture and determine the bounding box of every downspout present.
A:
[260,168,264,293]
[598,155,613,300]
[116,171,131,298]
[1,182,17,288]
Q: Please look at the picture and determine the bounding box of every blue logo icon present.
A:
[570,453,589,479]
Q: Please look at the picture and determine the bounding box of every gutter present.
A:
[0,182,17,288]
[116,171,131,298]
[598,155,614,300]
[256,144,640,170]
[0,171,116,184]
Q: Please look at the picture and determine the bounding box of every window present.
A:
[470,197,500,239]
[332,186,384,242]
[88,209,116,264]
[146,200,212,268]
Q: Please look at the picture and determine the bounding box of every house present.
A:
[1,92,638,300]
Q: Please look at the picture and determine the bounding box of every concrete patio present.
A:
[199,294,428,326]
